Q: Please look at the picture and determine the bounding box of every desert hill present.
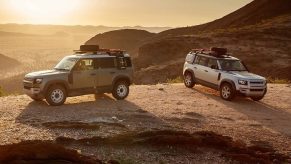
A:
[0,31,36,37]
[159,0,291,36]
[0,54,20,70]
[85,29,156,56]
[0,24,170,36]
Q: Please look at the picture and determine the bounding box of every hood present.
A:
[25,69,69,79]
[227,71,265,80]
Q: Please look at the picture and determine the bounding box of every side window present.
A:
[75,59,94,71]
[117,57,127,68]
[194,55,201,64]
[208,59,218,69]
[198,56,209,67]
[124,57,132,67]
[98,58,115,69]
[186,54,195,64]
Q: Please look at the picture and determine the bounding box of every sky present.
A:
[0,0,252,27]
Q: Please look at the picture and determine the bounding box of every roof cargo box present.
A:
[210,47,227,56]
[80,45,100,52]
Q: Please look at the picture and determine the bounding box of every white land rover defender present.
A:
[183,48,267,101]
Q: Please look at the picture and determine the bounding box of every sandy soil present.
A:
[0,84,290,163]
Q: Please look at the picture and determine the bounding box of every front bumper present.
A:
[24,88,44,99]
[238,87,267,97]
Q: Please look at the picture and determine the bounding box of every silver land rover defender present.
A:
[23,45,134,106]
[183,48,267,101]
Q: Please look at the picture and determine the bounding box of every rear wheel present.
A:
[220,83,236,101]
[184,72,195,88]
[112,81,129,100]
[45,85,67,106]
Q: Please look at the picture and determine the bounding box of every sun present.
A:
[8,0,81,24]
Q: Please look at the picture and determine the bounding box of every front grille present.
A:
[250,81,264,84]
[250,89,264,92]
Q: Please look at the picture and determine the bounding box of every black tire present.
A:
[251,88,267,101]
[220,83,236,101]
[251,96,264,101]
[112,81,129,100]
[184,72,195,88]
[31,97,43,101]
[45,85,67,106]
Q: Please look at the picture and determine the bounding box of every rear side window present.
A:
[198,56,209,67]
[124,57,132,67]
[186,54,195,64]
[98,58,115,69]
[194,55,201,64]
[117,57,132,68]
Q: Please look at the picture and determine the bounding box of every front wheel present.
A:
[251,96,265,101]
[184,72,195,88]
[112,81,129,100]
[220,83,236,101]
[45,85,67,106]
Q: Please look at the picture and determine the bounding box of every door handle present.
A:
[204,70,208,72]
[110,72,116,74]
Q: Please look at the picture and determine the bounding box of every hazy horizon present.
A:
[0,0,252,27]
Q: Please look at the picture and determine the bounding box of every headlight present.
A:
[238,80,248,85]
[34,78,43,84]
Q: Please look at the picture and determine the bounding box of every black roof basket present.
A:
[192,47,229,58]
[74,45,126,56]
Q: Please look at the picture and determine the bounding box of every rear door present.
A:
[193,55,209,81]
[204,58,220,87]
[96,57,116,87]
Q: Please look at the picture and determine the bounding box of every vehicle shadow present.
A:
[16,94,173,138]
[192,87,291,137]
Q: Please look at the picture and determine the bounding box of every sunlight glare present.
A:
[8,0,81,24]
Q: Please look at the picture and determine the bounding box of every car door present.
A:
[96,57,116,87]
[71,58,97,91]
[204,58,220,87]
[193,55,209,81]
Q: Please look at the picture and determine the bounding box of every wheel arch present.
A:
[219,79,236,90]
[112,75,131,86]
[43,80,69,94]
[183,69,195,77]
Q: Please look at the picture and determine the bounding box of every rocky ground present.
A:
[0,84,291,163]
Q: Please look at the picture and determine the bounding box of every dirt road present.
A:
[0,84,290,163]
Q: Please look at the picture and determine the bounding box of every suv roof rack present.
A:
[74,45,126,56]
[191,47,230,58]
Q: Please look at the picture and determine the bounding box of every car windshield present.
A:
[54,57,78,71]
[218,59,247,71]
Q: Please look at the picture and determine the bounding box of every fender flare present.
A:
[112,75,131,86]
[43,80,70,94]
[184,69,196,79]
[219,79,236,90]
